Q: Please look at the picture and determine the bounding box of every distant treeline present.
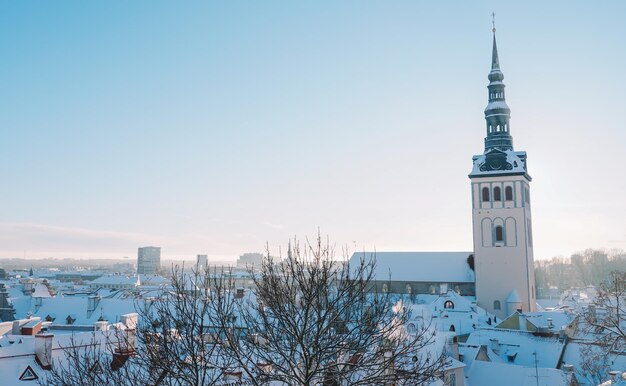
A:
[535,248,626,294]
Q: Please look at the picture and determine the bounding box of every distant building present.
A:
[197,254,208,270]
[236,253,264,268]
[88,275,140,291]
[137,247,161,275]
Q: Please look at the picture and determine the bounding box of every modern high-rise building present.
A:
[137,246,161,275]
[196,254,208,270]
[236,253,264,268]
[469,28,536,319]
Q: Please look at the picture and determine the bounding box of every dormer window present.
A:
[444,300,455,309]
[19,366,38,381]
[482,187,490,202]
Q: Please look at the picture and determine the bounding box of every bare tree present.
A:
[212,236,445,385]
[580,271,626,383]
[44,235,444,386]
[40,330,143,386]
[42,266,235,386]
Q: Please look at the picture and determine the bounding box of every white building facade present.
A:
[469,30,536,319]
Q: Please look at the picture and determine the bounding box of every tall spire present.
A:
[491,13,500,71]
[483,14,513,152]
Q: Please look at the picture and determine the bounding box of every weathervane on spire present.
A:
[491,12,496,33]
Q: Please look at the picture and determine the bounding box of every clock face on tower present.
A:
[480,149,513,172]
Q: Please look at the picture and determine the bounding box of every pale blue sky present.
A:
[1,1,625,261]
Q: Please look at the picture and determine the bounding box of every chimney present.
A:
[489,338,500,354]
[95,321,109,331]
[35,333,54,370]
[12,320,22,334]
[87,295,101,313]
[518,314,527,331]
[120,313,138,329]
[446,335,460,360]
[143,297,155,312]
[0,286,9,308]
[588,305,597,322]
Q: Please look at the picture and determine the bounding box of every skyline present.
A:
[1,2,625,262]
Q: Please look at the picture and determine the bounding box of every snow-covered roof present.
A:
[523,310,575,332]
[484,100,510,111]
[138,274,170,284]
[0,328,130,386]
[31,284,51,298]
[465,328,565,369]
[350,252,474,283]
[466,360,573,386]
[22,297,136,326]
[506,289,521,303]
[469,150,528,178]
[405,291,493,335]
[89,275,139,286]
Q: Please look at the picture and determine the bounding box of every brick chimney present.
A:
[35,333,54,370]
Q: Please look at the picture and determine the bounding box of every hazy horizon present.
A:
[2,2,625,262]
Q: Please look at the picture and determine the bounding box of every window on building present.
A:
[482,187,490,202]
[449,324,456,332]
[505,186,513,201]
[494,300,501,310]
[444,300,455,309]
[449,373,457,386]
[493,186,502,201]
[495,226,504,242]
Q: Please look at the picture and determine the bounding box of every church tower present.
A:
[469,26,536,319]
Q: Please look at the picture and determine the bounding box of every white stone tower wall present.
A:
[471,175,536,319]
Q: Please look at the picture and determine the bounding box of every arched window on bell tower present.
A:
[495,225,504,242]
[493,186,502,201]
[482,187,490,202]
[505,186,513,201]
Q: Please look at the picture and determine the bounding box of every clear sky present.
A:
[1,1,625,262]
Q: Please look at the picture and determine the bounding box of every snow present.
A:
[465,328,565,369]
[466,360,572,386]
[506,289,521,303]
[484,101,510,111]
[469,150,528,177]
[350,252,475,283]
[522,310,574,332]
[31,284,51,298]
[18,296,137,326]
[89,275,139,286]
[404,291,493,336]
